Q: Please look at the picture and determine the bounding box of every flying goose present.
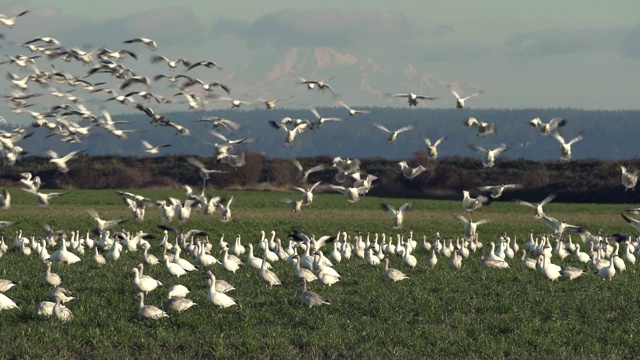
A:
[309,107,342,129]
[551,131,584,161]
[296,76,337,95]
[465,117,496,137]
[398,161,426,180]
[22,189,68,207]
[469,144,510,168]
[290,159,328,183]
[529,117,567,136]
[540,215,583,237]
[462,190,489,212]
[328,185,367,203]
[337,101,369,117]
[124,37,158,50]
[257,96,295,110]
[372,123,414,145]
[181,77,230,94]
[381,203,412,229]
[0,188,10,210]
[424,136,447,160]
[621,213,640,233]
[455,215,491,239]
[187,60,222,71]
[477,184,522,199]
[198,116,240,132]
[294,181,322,206]
[47,149,84,173]
[0,10,29,27]
[391,92,437,106]
[621,166,638,191]
[448,86,482,110]
[141,140,171,154]
[515,193,556,218]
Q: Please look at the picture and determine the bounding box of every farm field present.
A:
[0,188,639,359]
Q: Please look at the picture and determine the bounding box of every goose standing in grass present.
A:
[222,246,241,273]
[0,293,18,311]
[167,284,190,299]
[551,131,584,161]
[52,296,73,322]
[560,266,586,280]
[372,123,414,145]
[162,297,197,312]
[424,136,447,160]
[538,254,562,281]
[203,270,236,293]
[137,292,168,319]
[293,255,318,283]
[300,279,330,308]
[131,267,162,295]
[515,193,556,218]
[207,278,237,308]
[469,143,509,168]
[259,255,282,288]
[164,255,187,277]
[448,86,482,110]
[597,255,617,281]
[217,196,234,222]
[529,117,567,136]
[398,161,426,180]
[477,184,522,199]
[520,250,537,270]
[44,261,62,286]
[480,248,510,269]
[465,117,496,137]
[383,258,409,282]
[49,237,81,264]
[620,166,638,191]
[246,243,271,270]
[36,300,55,317]
[51,286,74,304]
[93,245,106,265]
[381,203,411,229]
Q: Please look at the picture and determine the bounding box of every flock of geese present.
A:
[0,9,639,321]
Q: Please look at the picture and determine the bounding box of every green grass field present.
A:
[0,188,639,359]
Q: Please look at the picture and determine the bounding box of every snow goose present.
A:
[49,238,81,264]
[0,10,29,27]
[230,235,245,257]
[448,249,463,269]
[203,270,236,293]
[538,254,561,281]
[172,247,197,272]
[465,117,495,137]
[52,296,73,322]
[246,243,271,270]
[620,166,638,191]
[479,248,509,269]
[124,37,157,50]
[551,131,584,161]
[47,149,84,173]
[222,246,241,273]
[402,243,418,269]
[87,209,127,232]
[597,255,617,281]
[51,286,74,304]
[255,95,295,110]
[381,203,411,229]
[44,261,62,286]
[300,279,330,308]
[448,87,482,110]
[540,215,583,238]
[296,76,337,95]
[141,139,171,154]
[520,250,537,270]
[93,245,106,265]
[383,258,409,281]
[529,117,567,136]
[217,196,234,222]
[477,184,521,199]
[0,293,18,311]
[0,279,15,293]
[198,117,240,132]
[137,292,168,319]
[294,181,322,206]
[424,136,447,160]
[337,101,368,117]
[162,297,197,312]
[398,161,426,180]
[372,123,414,145]
[0,188,10,210]
[560,266,586,280]
[309,107,342,129]
[391,92,437,106]
[22,189,68,207]
[455,215,490,239]
[469,143,509,168]
[462,190,489,213]
[207,278,237,308]
[36,300,55,317]
[328,184,367,203]
[195,244,219,267]
[131,267,162,295]
[164,255,187,277]
[515,193,556,218]
[259,255,282,288]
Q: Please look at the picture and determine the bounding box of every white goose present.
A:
[0,10,29,27]
[424,136,447,160]
[49,238,81,264]
[0,293,18,311]
[0,279,15,293]
[372,123,414,145]
[131,267,162,295]
[328,185,367,203]
[465,117,496,137]
[529,117,567,136]
[552,131,584,161]
[383,258,409,281]
[455,215,491,239]
[207,278,237,308]
[391,92,437,106]
[53,296,73,322]
[137,292,168,319]
[469,144,509,168]
[597,255,617,281]
[398,161,426,180]
[621,166,638,191]
[515,193,557,218]
[477,184,521,199]
[462,190,489,213]
[449,87,482,110]
[47,149,84,173]
[44,261,62,286]
[222,246,241,273]
[293,181,322,206]
[381,203,411,229]
[259,255,281,288]
[164,255,187,277]
[300,279,330,308]
[124,37,158,50]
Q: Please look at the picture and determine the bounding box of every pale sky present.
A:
[1,0,639,114]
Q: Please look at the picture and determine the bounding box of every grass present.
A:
[0,188,639,359]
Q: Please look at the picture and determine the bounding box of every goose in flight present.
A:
[309,108,342,129]
[424,136,447,160]
[120,75,151,90]
[448,86,482,110]
[455,215,491,239]
[398,161,426,180]
[290,159,328,183]
[462,190,489,212]
[540,215,583,237]
[47,149,84,173]
[514,193,556,218]
[391,92,437,106]
[294,181,322,206]
[328,185,367,203]
[217,196,234,222]
[186,157,225,181]
[0,10,29,27]
[552,131,584,161]
[0,188,10,211]
[124,37,158,50]
[87,209,127,232]
[281,198,304,213]
[621,166,638,191]
[296,76,337,95]
[22,189,68,207]
[187,60,222,71]
[141,140,171,154]
[477,184,522,199]
[372,123,414,145]
[198,117,240,132]
[181,77,230,95]
[529,117,567,136]
[621,213,640,233]
[465,117,496,137]
[271,122,309,147]
[337,101,369,117]
[211,96,253,109]
[381,203,412,229]
[258,96,295,110]
[469,144,510,168]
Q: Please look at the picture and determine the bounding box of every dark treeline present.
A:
[1,152,639,204]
